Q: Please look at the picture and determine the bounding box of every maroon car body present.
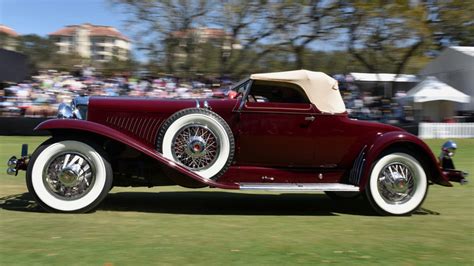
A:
[36,97,451,188]
[8,70,467,215]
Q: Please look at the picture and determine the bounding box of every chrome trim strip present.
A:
[239,183,360,192]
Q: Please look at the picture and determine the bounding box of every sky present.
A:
[0,0,125,36]
[0,0,146,58]
[0,0,343,61]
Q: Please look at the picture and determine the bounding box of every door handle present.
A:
[305,116,315,122]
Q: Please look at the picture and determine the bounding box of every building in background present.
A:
[49,23,131,62]
[171,27,241,48]
[170,27,242,63]
[420,46,474,111]
[0,24,19,51]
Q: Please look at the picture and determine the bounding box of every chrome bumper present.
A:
[442,169,469,185]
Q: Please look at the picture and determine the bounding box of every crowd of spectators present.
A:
[336,75,414,125]
[0,69,228,117]
[0,69,412,124]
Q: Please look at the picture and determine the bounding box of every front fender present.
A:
[359,131,452,190]
[35,119,238,189]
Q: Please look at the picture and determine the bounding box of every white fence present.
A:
[419,123,474,139]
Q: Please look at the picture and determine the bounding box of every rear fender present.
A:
[359,131,452,190]
[35,119,238,189]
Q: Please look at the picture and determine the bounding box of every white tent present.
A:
[420,46,474,111]
[350,73,419,83]
[399,76,470,122]
[401,76,470,103]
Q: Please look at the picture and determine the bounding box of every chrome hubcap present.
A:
[377,162,416,204]
[172,124,219,170]
[186,136,207,157]
[58,168,80,187]
[43,152,95,200]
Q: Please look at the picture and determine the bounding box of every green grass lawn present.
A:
[0,136,473,265]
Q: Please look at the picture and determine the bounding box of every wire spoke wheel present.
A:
[172,124,220,170]
[157,108,235,180]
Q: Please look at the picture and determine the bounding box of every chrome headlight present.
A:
[58,103,74,118]
[441,140,457,157]
[57,96,89,120]
[71,96,89,120]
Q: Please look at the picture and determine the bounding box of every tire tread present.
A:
[156,108,235,180]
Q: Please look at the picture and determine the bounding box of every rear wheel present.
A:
[26,139,113,213]
[365,152,428,216]
[157,108,235,180]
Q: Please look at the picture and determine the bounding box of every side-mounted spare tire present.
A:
[156,108,235,180]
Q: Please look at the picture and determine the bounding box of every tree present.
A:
[16,34,56,72]
[100,48,138,76]
[0,32,17,50]
[113,0,284,77]
[112,0,211,76]
[15,34,88,72]
[339,1,432,75]
[212,0,276,76]
[425,0,474,48]
[265,0,339,69]
[214,0,340,74]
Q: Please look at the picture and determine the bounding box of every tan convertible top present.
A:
[250,70,346,113]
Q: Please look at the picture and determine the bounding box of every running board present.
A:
[239,183,360,192]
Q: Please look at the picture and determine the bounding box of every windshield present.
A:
[228,78,251,100]
[230,78,250,94]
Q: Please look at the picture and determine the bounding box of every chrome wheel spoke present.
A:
[43,152,95,200]
[377,162,417,204]
[172,124,220,170]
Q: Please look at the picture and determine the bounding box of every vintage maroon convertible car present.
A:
[7,70,468,215]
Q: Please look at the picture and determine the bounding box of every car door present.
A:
[235,80,318,168]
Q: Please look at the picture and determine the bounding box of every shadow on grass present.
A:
[0,191,440,216]
[0,193,43,212]
[101,191,374,216]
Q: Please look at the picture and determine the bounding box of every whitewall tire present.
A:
[26,139,113,213]
[366,152,428,215]
[157,108,235,180]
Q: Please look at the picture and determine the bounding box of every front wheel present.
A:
[365,152,428,216]
[26,139,113,213]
